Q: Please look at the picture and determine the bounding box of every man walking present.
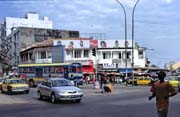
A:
[149,71,177,117]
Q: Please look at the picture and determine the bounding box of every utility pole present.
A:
[132,0,140,86]
[115,0,128,79]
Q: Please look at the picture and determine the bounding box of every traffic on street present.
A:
[0,83,180,117]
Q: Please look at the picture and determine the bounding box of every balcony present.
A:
[36,58,52,64]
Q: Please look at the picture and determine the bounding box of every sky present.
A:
[0,0,180,68]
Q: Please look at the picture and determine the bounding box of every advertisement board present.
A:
[90,40,98,48]
[53,39,133,48]
[98,40,132,48]
[53,40,90,48]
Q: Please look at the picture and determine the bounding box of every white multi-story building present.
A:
[4,12,53,36]
[53,39,147,73]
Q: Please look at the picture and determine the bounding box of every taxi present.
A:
[165,77,179,88]
[127,77,138,86]
[136,77,151,86]
[1,78,29,95]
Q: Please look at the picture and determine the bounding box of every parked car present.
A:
[1,78,29,94]
[37,78,83,103]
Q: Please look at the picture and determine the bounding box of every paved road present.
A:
[0,85,179,117]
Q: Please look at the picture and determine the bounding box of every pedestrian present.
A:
[148,71,177,117]
[84,75,88,85]
[104,75,107,84]
[125,76,129,86]
[49,74,52,78]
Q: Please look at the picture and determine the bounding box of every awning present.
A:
[118,68,133,73]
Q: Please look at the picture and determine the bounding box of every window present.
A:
[84,50,89,58]
[55,67,62,73]
[39,51,46,59]
[103,52,111,59]
[119,52,121,59]
[50,67,55,73]
[29,53,33,60]
[71,66,76,73]
[74,50,82,58]
[44,67,49,73]
[29,67,34,73]
[138,50,144,59]
[127,51,131,59]
[47,51,52,58]
[23,68,28,73]
[66,50,73,58]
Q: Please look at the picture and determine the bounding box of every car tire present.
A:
[8,89,12,95]
[29,80,34,88]
[51,93,56,103]
[1,89,4,94]
[134,82,137,86]
[37,91,43,100]
[25,90,29,94]
[75,99,81,103]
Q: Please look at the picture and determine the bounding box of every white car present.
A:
[37,78,83,103]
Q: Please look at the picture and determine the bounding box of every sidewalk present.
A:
[79,83,147,89]
[79,83,148,95]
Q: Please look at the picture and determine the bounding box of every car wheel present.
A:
[1,89,4,94]
[75,99,81,103]
[51,93,56,103]
[134,82,137,86]
[25,90,29,94]
[8,89,12,95]
[29,80,34,88]
[37,91,43,100]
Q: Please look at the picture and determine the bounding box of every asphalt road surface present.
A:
[0,86,179,117]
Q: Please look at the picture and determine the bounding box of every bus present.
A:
[18,63,83,87]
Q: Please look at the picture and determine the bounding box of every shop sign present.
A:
[103,63,116,69]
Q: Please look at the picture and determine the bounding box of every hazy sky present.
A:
[0,0,180,68]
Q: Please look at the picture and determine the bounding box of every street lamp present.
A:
[115,0,128,79]
[132,0,140,86]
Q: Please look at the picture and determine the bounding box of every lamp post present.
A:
[115,0,128,79]
[132,0,140,86]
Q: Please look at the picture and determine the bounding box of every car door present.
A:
[137,78,143,85]
[39,82,47,96]
[43,81,52,97]
[144,78,150,85]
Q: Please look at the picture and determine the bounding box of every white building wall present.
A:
[97,48,146,69]
[5,13,53,36]
[53,39,146,69]
[134,49,146,68]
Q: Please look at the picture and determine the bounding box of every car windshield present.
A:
[8,79,26,84]
[51,79,73,87]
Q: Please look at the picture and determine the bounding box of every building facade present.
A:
[53,39,146,74]
[7,27,79,67]
[20,45,64,64]
[4,12,53,36]
[20,38,147,75]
